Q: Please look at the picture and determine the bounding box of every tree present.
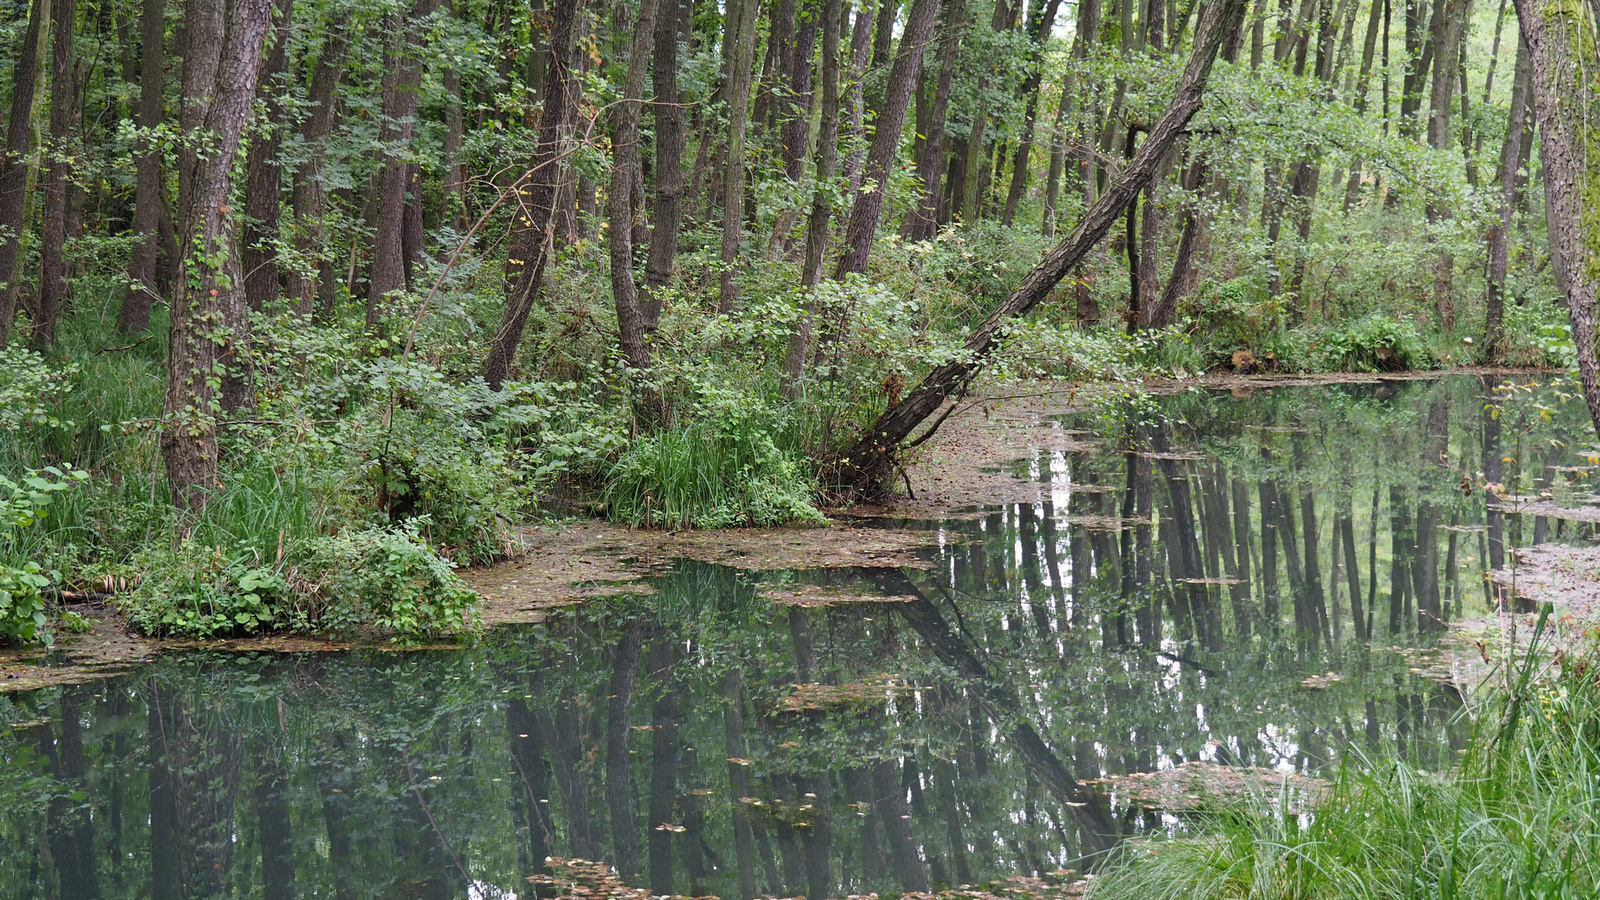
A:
[159,0,275,514]
[833,0,1252,496]
[1511,0,1600,436]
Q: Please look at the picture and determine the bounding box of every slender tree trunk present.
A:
[832,0,939,277]
[1513,0,1600,438]
[834,0,1249,495]
[642,0,686,332]
[605,620,646,880]
[608,0,661,420]
[1000,0,1066,225]
[369,0,440,327]
[120,0,165,332]
[717,0,760,311]
[484,0,583,390]
[288,27,348,318]
[1424,0,1469,329]
[782,0,845,394]
[35,0,80,349]
[904,0,967,241]
[161,0,275,514]
[1485,35,1532,361]
[242,0,292,316]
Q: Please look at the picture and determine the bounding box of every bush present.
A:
[1500,300,1575,368]
[123,545,289,637]
[1316,313,1436,371]
[603,408,827,530]
[0,466,88,644]
[298,520,481,638]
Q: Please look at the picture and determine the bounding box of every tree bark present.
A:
[483,0,583,390]
[287,25,348,318]
[641,0,686,332]
[834,0,1249,495]
[1001,0,1066,225]
[35,0,81,349]
[782,0,845,394]
[369,0,440,328]
[1512,0,1600,438]
[161,0,275,514]
[903,0,967,241]
[120,0,165,333]
[717,0,761,311]
[1485,34,1532,361]
[242,0,292,316]
[833,0,940,277]
[608,0,662,420]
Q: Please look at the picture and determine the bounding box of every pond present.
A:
[2,373,1592,899]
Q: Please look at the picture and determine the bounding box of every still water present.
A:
[3,374,1590,899]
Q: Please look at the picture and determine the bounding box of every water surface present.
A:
[3,373,1589,899]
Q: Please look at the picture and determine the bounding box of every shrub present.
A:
[298,520,481,638]
[0,466,88,644]
[1316,313,1436,371]
[123,545,288,638]
[1500,300,1575,368]
[603,409,827,530]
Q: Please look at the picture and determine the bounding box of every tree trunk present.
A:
[288,26,348,318]
[1513,0,1600,438]
[120,0,165,333]
[1424,0,1469,329]
[242,0,292,316]
[605,620,646,880]
[161,0,275,514]
[483,0,583,390]
[608,0,662,420]
[1001,0,1066,225]
[1484,34,1533,361]
[782,0,845,395]
[369,0,440,327]
[35,0,81,349]
[903,0,967,241]
[834,0,1248,495]
[833,0,941,277]
[642,0,686,332]
[717,0,760,311]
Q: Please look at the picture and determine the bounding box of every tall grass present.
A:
[1087,622,1600,900]
[602,417,826,529]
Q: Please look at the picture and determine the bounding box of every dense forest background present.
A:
[0,0,1593,640]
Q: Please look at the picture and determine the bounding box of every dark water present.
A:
[3,374,1591,899]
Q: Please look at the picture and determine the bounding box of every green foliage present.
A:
[1500,300,1577,368]
[124,545,289,638]
[1316,314,1436,372]
[299,520,481,638]
[603,405,827,530]
[0,349,78,435]
[0,466,88,644]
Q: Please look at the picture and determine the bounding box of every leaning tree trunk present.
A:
[483,0,584,391]
[833,0,1249,496]
[161,0,275,515]
[120,0,167,333]
[1512,0,1600,438]
[833,0,941,277]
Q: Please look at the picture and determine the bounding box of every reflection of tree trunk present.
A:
[149,681,245,898]
[678,743,710,896]
[255,746,296,900]
[43,690,100,899]
[607,619,647,880]
[1295,438,1331,646]
[506,694,557,869]
[1154,432,1218,650]
[1258,480,1282,635]
[313,730,358,900]
[932,755,971,885]
[1340,511,1366,640]
[1413,500,1443,631]
[874,570,1121,857]
[1120,445,1152,647]
[871,758,928,892]
[648,634,682,895]
[1207,467,1252,639]
[1389,487,1412,634]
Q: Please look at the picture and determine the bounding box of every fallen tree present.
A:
[831,0,1250,498]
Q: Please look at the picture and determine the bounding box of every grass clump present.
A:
[602,409,827,530]
[1087,635,1600,900]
